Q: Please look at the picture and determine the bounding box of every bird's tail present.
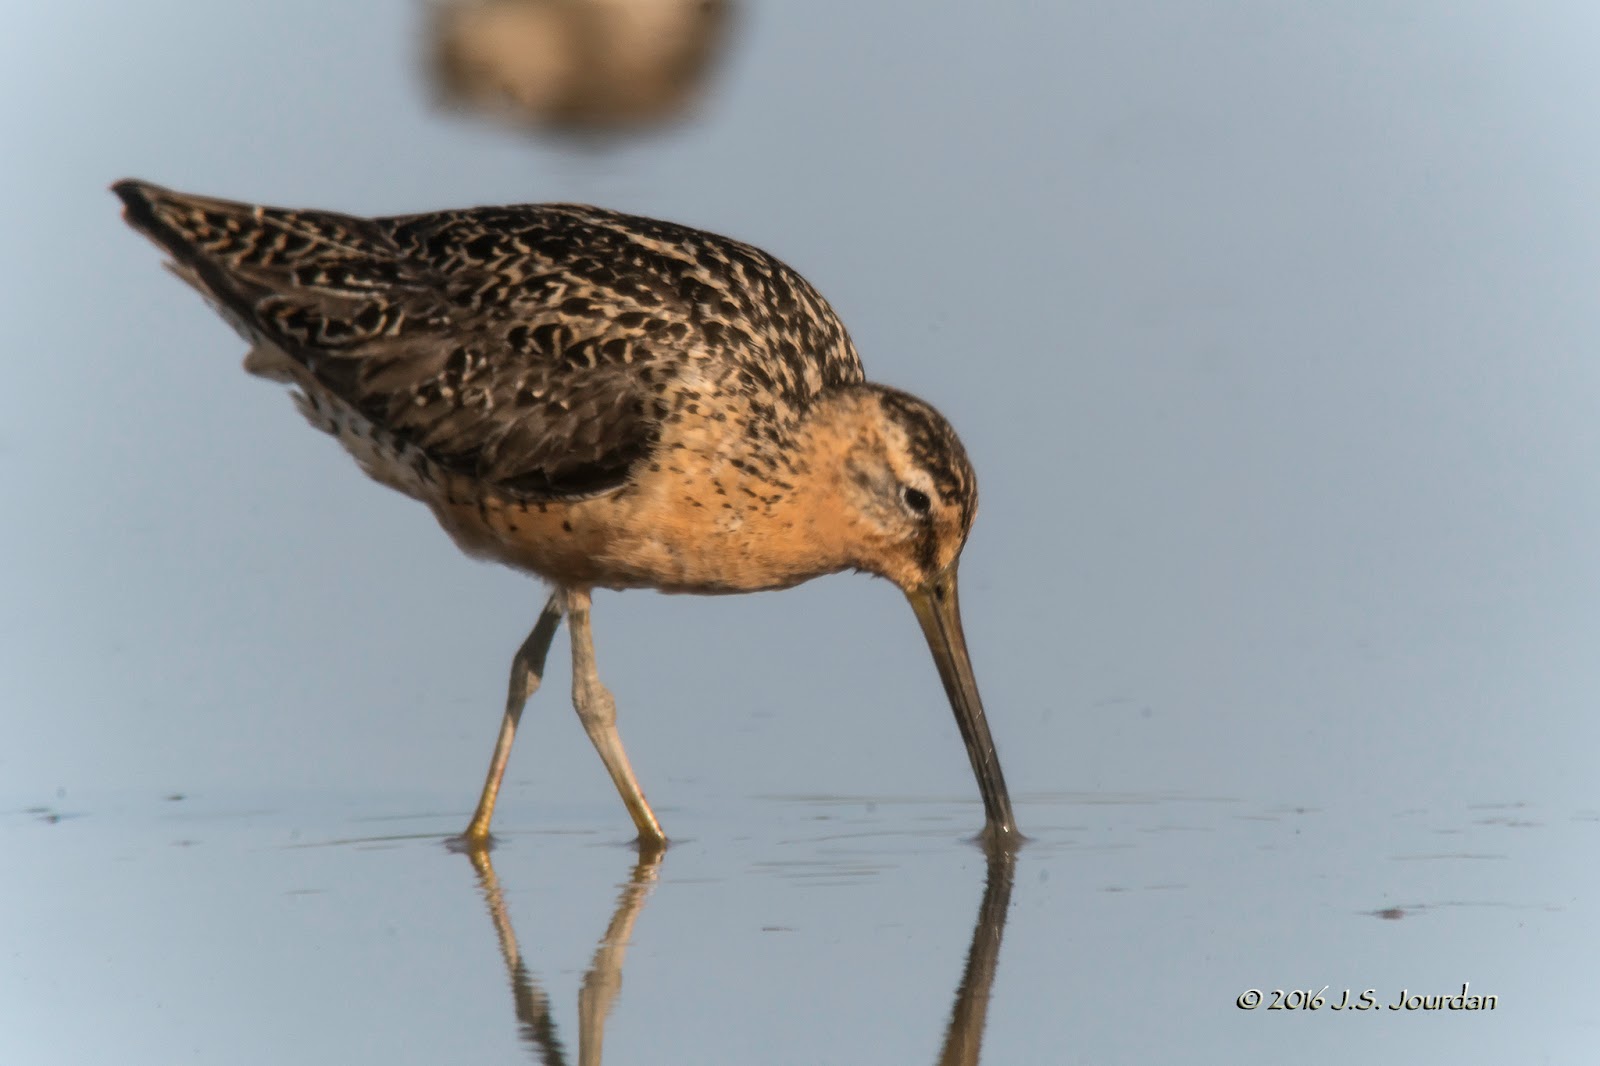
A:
[112,179,420,352]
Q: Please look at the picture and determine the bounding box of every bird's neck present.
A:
[779,387,900,581]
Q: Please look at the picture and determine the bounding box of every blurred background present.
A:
[429,0,735,134]
[4,2,1600,1063]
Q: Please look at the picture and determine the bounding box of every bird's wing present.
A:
[114,181,665,499]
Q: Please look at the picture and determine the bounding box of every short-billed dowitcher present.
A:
[114,180,1018,850]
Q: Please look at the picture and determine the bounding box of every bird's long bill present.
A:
[906,561,1020,847]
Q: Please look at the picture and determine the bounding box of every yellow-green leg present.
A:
[565,587,668,848]
[459,590,565,846]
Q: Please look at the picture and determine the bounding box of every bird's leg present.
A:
[565,587,668,848]
[459,590,566,847]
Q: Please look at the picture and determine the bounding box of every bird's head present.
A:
[816,384,979,592]
[803,384,1017,847]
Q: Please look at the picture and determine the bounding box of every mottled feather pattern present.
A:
[113,179,1015,847]
[114,181,862,501]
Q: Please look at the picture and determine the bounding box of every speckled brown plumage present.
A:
[114,179,1017,850]
[116,182,858,490]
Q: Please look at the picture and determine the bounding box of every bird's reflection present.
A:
[936,852,1014,1066]
[428,0,736,136]
[465,842,664,1065]
[462,843,1014,1064]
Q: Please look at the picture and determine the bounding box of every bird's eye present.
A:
[902,486,932,516]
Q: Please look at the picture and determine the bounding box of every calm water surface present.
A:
[6,2,1600,1061]
[9,789,1593,1062]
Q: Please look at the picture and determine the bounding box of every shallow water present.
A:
[10,789,1594,1062]
[7,1,1600,1061]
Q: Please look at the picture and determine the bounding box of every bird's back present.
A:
[114,181,865,504]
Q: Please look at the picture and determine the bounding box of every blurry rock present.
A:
[429,0,735,134]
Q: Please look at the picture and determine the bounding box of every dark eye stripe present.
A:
[873,386,976,530]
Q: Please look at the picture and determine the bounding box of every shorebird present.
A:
[114,180,1018,850]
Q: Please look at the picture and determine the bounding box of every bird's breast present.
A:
[433,435,849,594]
